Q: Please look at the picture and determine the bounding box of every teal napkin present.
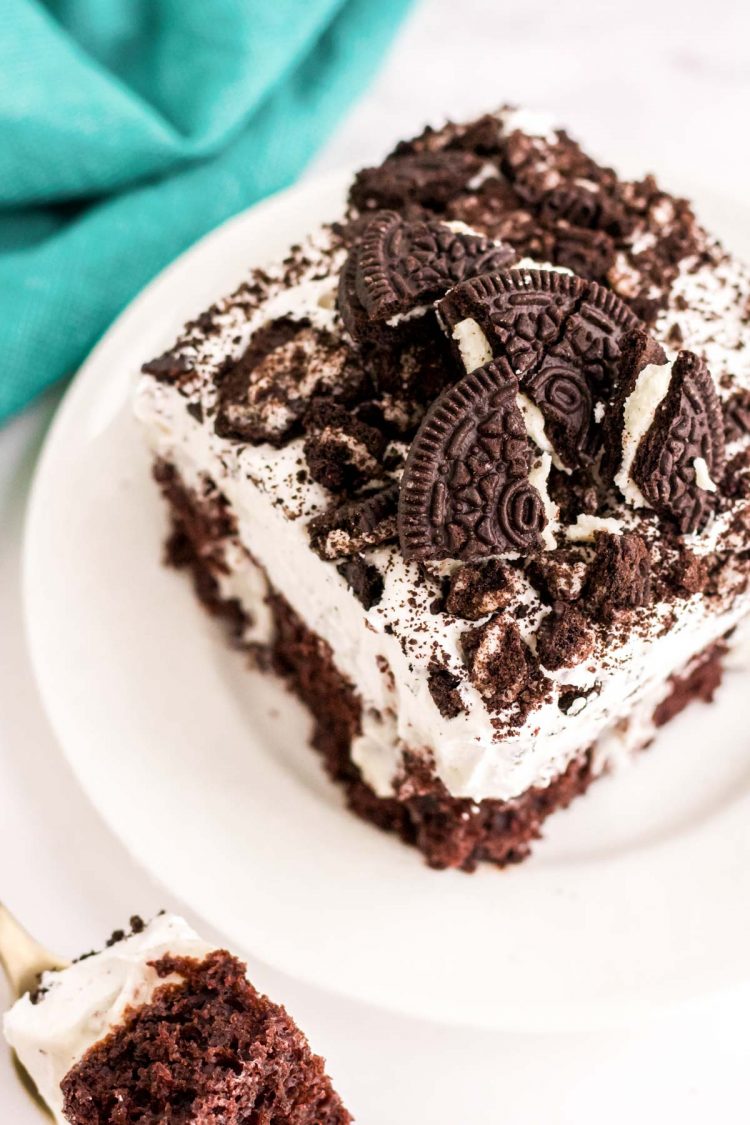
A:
[0,0,412,423]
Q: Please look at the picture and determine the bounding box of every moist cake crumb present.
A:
[61,951,350,1125]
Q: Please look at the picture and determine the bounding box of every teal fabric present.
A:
[0,0,412,422]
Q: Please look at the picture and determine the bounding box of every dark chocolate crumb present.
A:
[427,660,466,718]
[671,547,709,596]
[535,603,594,670]
[584,531,652,621]
[337,555,384,609]
[445,558,515,620]
[142,349,193,383]
[462,617,530,710]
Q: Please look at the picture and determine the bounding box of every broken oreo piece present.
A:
[354,210,516,325]
[337,555,384,610]
[584,531,652,620]
[427,659,466,719]
[461,616,530,710]
[302,400,386,494]
[552,227,616,283]
[438,269,641,468]
[630,351,725,534]
[308,486,398,561]
[445,558,516,620]
[535,603,594,670]
[215,318,355,446]
[398,358,546,561]
[602,326,668,483]
[337,245,372,344]
[350,150,483,213]
[723,388,750,445]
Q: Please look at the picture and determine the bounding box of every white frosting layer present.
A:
[135,355,750,803]
[566,514,625,542]
[3,915,214,1123]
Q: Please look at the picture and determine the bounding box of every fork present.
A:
[0,902,69,1118]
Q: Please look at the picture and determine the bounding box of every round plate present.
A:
[24,172,750,1031]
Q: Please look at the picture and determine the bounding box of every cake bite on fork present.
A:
[2,906,351,1125]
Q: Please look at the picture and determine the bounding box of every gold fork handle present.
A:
[0,902,69,1000]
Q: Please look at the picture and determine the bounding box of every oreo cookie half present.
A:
[398,358,546,560]
[354,210,516,324]
[438,269,641,467]
[631,350,725,533]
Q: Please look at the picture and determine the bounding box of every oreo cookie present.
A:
[438,269,640,467]
[354,211,516,324]
[630,350,726,533]
[552,227,616,283]
[350,150,483,213]
[398,358,546,561]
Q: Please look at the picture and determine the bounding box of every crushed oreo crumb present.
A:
[445,558,516,619]
[526,549,587,603]
[337,555,384,609]
[462,616,530,710]
[307,485,398,560]
[303,400,386,493]
[584,531,652,620]
[671,547,709,596]
[535,603,594,670]
[427,659,466,718]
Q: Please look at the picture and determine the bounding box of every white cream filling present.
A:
[451,317,492,372]
[566,514,624,542]
[515,257,573,276]
[615,361,672,507]
[528,452,558,550]
[694,456,717,492]
[3,915,214,1124]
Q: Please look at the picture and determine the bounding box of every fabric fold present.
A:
[0,0,412,422]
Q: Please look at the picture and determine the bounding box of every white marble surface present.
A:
[2,1,750,1120]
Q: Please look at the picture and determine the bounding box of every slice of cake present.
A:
[3,914,350,1124]
[135,107,750,870]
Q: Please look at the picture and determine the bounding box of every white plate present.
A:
[24,172,750,1032]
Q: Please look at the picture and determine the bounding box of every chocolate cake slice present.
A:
[135,107,750,870]
[3,914,350,1124]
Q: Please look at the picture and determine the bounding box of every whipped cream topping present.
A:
[136,331,750,804]
[3,915,214,1123]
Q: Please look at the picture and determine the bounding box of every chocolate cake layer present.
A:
[156,460,725,871]
[4,915,351,1125]
[60,950,350,1125]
